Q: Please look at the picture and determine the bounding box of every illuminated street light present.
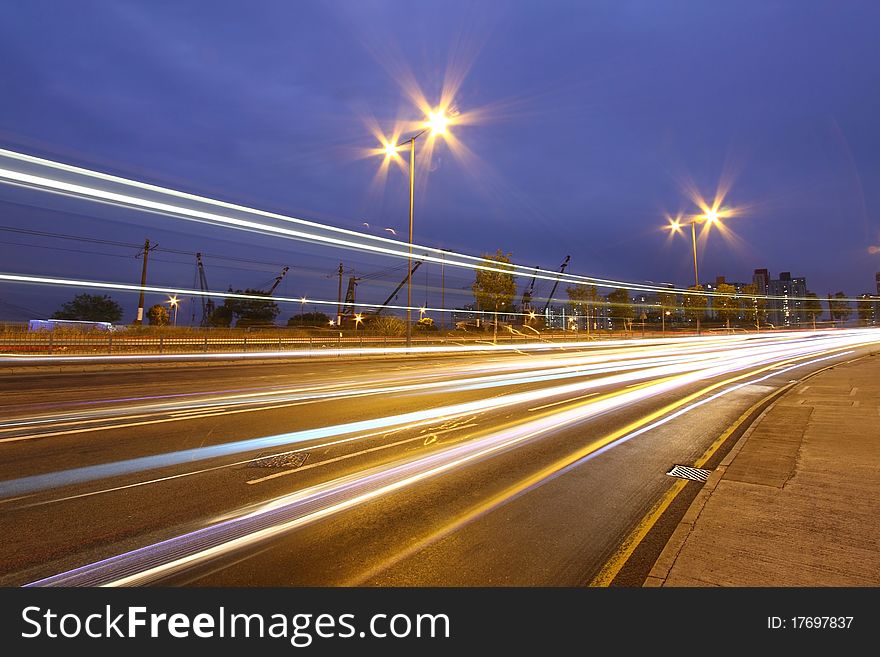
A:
[426,111,449,135]
[300,296,308,325]
[375,106,453,349]
[664,209,729,335]
[167,295,179,326]
[354,313,364,335]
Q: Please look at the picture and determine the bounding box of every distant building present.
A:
[876,272,880,296]
[767,271,808,327]
[753,269,770,295]
[857,293,880,326]
[703,276,748,321]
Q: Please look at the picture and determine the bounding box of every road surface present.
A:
[1,330,878,586]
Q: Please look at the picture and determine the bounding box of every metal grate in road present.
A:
[666,464,712,482]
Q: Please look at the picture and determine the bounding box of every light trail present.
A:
[0,147,853,303]
[5,332,878,500]
[0,332,774,434]
[23,336,877,587]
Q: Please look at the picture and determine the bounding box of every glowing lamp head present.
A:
[427,110,449,135]
[383,142,398,157]
[704,209,720,224]
[168,295,179,307]
[666,218,683,234]
[355,313,363,324]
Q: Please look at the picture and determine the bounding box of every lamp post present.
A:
[665,209,723,336]
[300,296,307,326]
[167,295,179,326]
[381,110,451,348]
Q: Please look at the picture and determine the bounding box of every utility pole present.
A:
[336,262,344,327]
[134,238,156,325]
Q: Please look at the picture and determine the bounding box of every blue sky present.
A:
[1,1,879,320]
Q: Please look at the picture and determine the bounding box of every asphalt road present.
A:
[1,330,878,586]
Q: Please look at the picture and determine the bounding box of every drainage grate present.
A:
[666,464,712,482]
[249,452,309,469]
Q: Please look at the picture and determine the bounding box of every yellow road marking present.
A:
[588,348,862,587]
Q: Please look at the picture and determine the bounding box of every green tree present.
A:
[741,283,767,329]
[829,292,852,324]
[606,288,634,332]
[683,285,708,327]
[369,315,406,336]
[206,304,233,328]
[215,289,280,328]
[472,249,516,342]
[566,283,600,330]
[52,294,123,323]
[287,312,330,328]
[804,292,823,329]
[147,304,169,326]
[714,283,738,328]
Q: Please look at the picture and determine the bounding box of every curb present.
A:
[642,353,874,587]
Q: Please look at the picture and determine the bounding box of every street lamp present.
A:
[663,309,671,333]
[381,108,452,348]
[167,295,179,326]
[665,209,727,335]
[354,313,363,336]
[300,296,307,326]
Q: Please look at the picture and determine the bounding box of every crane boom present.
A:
[195,252,215,326]
[266,266,289,295]
[374,261,422,315]
[521,266,539,312]
[542,255,571,314]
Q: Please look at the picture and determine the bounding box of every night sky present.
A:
[1,0,879,322]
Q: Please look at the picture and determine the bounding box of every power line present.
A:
[0,225,292,269]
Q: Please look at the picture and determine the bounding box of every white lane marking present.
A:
[528,392,599,412]
[246,425,477,485]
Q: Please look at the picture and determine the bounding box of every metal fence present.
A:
[0,328,622,356]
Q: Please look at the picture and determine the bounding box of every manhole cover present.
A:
[249,452,309,469]
[666,464,712,482]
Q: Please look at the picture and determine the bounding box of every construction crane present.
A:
[542,255,571,315]
[195,252,215,326]
[265,266,289,295]
[372,261,422,316]
[338,261,424,323]
[520,266,539,314]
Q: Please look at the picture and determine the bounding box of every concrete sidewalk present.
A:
[646,353,880,586]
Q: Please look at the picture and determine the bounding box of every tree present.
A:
[741,283,767,329]
[369,315,406,336]
[714,283,739,328]
[804,292,823,329]
[206,304,233,328]
[147,304,169,326]
[287,312,330,328]
[214,288,280,328]
[472,249,516,342]
[683,285,708,327]
[566,283,600,331]
[829,292,852,324]
[606,288,634,332]
[52,294,123,323]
